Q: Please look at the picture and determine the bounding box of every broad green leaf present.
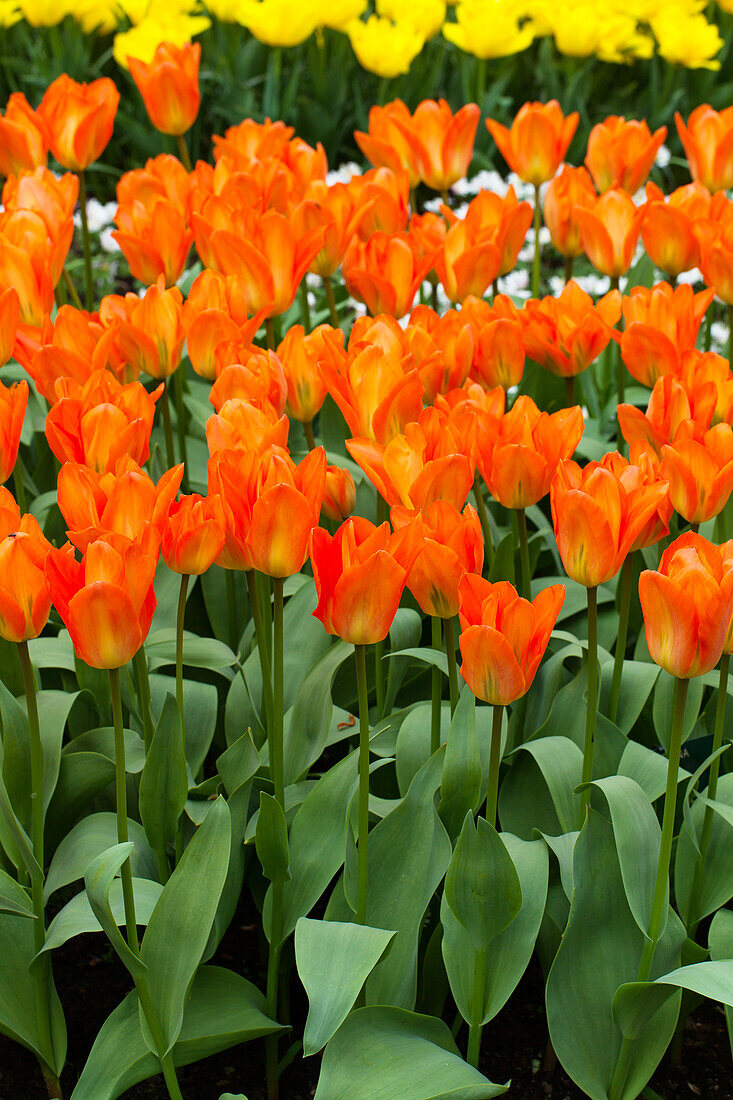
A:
[613,960,733,1041]
[63,727,145,773]
[384,647,448,675]
[617,739,689,803]
[146,630,236,673]
[442,835,548,1026]
[139,693,188,857]
[444,813,521,952]
[295,918,395,1055]
[283,640,352,783]
[675,772,733,926]
[140,796,231,1055]
[42,878,163,954]
[598,658,659,736]
[84,844,148,980]
[314,1007,507,1099]
[0,764,39,881]
[384,608,422,715]
[546,811,684,1100]
[255,792,290,886]
[149,674,217,776]
[653,671,704,749]
[439,686,482,841]
[70,967,280,1100]
[0,868,34,918]
[499,736,583,838]
[45,752,115,852]
[45,813,158,901]
[540,831,577,901]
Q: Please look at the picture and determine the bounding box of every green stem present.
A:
[225,570,239,654]
[78,170,94,311]
[374,494,388,718]
[485,704,503,827]
[564,255,574,286]
[532,183,542,299]
[265,879,283,1100]
[324,275,339,328]
[729,305,733,368]
[444,617,459,714]
[266,576,285,1100]
[265,317,276,351]
[175,574,189,755]
[109,666,138,951]
[688,654,729,937]
[610,677,690,1100]
[431,617,442,755]
[159,384,176,470]
[299,282,311,333]
[467,948,487,1068]
[564,375,575,407]
[171,369,189,487]
[246,571,274,736]
[13,461,26,514]
[136,976,185,1100]
[63,267,82,309]
[516,508,531,601]
[355,644,371,925]
[175,132,193,173]
[579,586,598,828]
[609,554,634,725]
[18,642,60,1094]
[304,420,316,451]
[133,647,154,753]
[473,477,493,566]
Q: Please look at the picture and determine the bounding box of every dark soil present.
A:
[1,894,731,1100]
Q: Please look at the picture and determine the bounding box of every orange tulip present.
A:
[112,194,193,288]
[2,166,78,241]
[599,449,672,552]
[128,41,201,137]
[44,369,161,474]
[543,165,597,259]
[694,191,733,306]
[434,213,501,305]
[248,447,327,578]
[409,212,447,281]
[574,187,645,277]
[209,207,324,317]
[343,230,432,318]
[162,492,226,575]
[206,397,289,456]
[57,457,184,551]
[0,92,49,177]
[550,457,669,587]
[462,295,525,392]
[38,75,120,172]
[277,323,333,423]
[322,464,356,523]
[392,500,483,618]
[118,153,192,212]
[639,533,733,678]
[521,280,621,378]
[0,497,52,643]
[310,517,407,645]
[16,305,123,400]
[115,277,186,380]
[681,350,733,427]
[0,287,19,367]
[406,306,474,402]
[347,406,473,511]
[659,420,733,525]
[181,269,264,381]
[209,352,287,416]
[319,331,423,444]
[585,116,667,194]
[618,372,715,457]
[0,209,70,325]
[478,395,584,510]
[386,98,480,193]
[355,101,423,189]
[675,105,733,193]
[458,574,565,705]
[0,378,27,485]
[346,167,410,240]
[486,100,579,186]
[620,282,714,387]
[291,181,358,279]
[641,182,711,279]
[45,530,158,669]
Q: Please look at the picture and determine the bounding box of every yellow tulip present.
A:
[113,14,211,67]
[376,0,446,39]
[18,0,72,25]
[443,0,536,60]
[238,0,319,45]
[346,15,424,77]
[0,0,21,27]
[651,10,723,69]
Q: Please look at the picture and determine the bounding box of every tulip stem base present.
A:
[63,267,82,310]
[78,171,94,311]
[355,644,371,925]
[133,647,155,753]
[609,554,634,726]
[579,586,598,828]
[304,420,316,451]
[688,655,729,937]
[564,376,575,407]
[299,282,311,333]
[531,184,542,299]
[431,618,443,755]
[564,256,574,286]
[175,132,193,173]
[176,574,190,755]
[610,676,689,1100]
[110,666,139,952]
[486,704,504,828]
[246,571,274,737]
[444,617,459,715]
[516,508,531,601]
[467,947,486,1068]
[473,478,493,567]
[159,384,176,470]
[324,276,339,329]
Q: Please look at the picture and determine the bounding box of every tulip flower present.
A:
[206,397,289,456]
[618,372,715,457]
[291,181,358,281]
[659,419,733,526]
[458,573,564,821]
[118,152,192,211]
[355,101,425,188]
[182,269,265,381]
[128,41,201,139]
[0,493,52,643]
[641,182,711,279]
[0,287,19,368]
[322,464,356,523]
[3,165,78,238]
[620,283,715,387]
[485,100,579,186]
[116,277,186,381]
[0,91,49,177]
[44,369,161,474]
[112,195,193,288]
[675,105,733,192]
[16,305,125,400]
[407,306,474,401]
[543,165,598,269]
[382,98,481,193]
[681,350,733,427]
[343,230,432,318]
[0,378,28,486]
[277,323,333,430]
[0,210,69,325]
[574,187,645,278]
[38,75,120,172]
[210,353,287,417]
[585,115,667,194]
[346,15,424,79]
[247,447,327,579]
[434,213,501,305]
[694,192,733,310]
[162,492,226,576]
[461,296,525,392]
[346,167,410,240]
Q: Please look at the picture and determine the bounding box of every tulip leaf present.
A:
[139,693,188,859]
[438,686,482,841]
[149,674,217,777]
[384,608,423,715]
[44,752,116,853]
[442,835,548,1025]
[613,961,733,1045]
[383,647,449,675]
[499,736,583,838]
[295,918,396,1055]
[617,739,687,804]
[0,869,34,918]
[62,726,146,773]
[444,813,521,952]
[45,812,158,902]
[146,629,237,673]
[139,796,231,1055]
[283,639,352,783]
[70,966,281,1100]
[41,877,163,955]
[675,773,733,926]
[598,658,659,736]
[546,811,684,1100]
[255,792,290,886]
[84,843,148,981]
[0,872,66,1076]
[313,1006,507,1099]
[653,671,704,750]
